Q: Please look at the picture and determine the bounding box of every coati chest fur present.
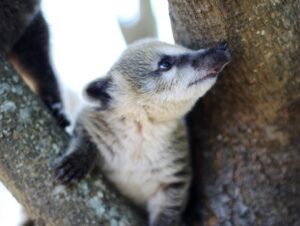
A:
[55,38,231,226]
[79,107,190,208]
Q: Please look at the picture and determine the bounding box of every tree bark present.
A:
[0,53,145,226]
[168,1,300,226]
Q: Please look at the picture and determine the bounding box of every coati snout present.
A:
[188,41,231,86]
[192,41,231,73]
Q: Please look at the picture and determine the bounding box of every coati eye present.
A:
[158,59,173,71]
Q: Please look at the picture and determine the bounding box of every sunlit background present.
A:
[0,0,173,225]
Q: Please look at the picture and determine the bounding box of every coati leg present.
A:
[54,127,98,185]
[9,12,70,128]
[148,182,188,226]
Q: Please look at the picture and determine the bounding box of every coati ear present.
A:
[85,77,113,109]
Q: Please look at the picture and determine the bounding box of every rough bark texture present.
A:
[0,53,145,226]
[168,1,300,226]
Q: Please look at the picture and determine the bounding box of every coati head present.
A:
[85,39,231,121]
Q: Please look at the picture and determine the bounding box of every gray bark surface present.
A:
[168,1,300,226]
[0,53,145,226]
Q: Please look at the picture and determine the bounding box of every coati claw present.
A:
[53,139,98,186]
[54,153,88,185]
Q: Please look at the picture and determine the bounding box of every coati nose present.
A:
[217,41,228,51]
[192,41,231,71]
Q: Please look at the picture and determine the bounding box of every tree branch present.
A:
[0,53,145,226]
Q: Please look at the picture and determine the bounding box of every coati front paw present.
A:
[54,152,91,185]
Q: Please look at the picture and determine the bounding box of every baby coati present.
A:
[0,0,69,127]
[54,39,231,226]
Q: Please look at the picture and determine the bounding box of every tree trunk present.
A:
[168,1,300,226]
[0,53,145,225]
